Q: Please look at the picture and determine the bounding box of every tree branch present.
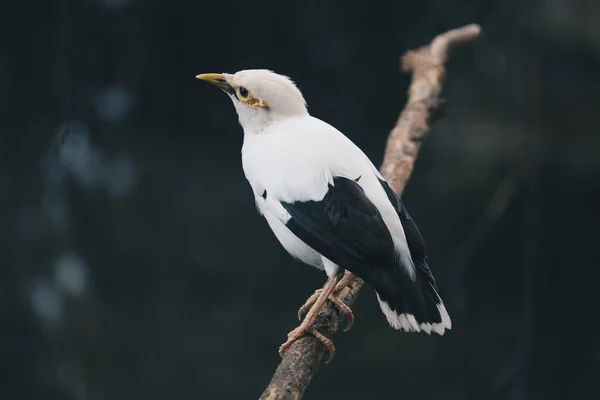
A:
[259,24,482,400]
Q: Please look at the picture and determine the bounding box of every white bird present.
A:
[196,69,451,362]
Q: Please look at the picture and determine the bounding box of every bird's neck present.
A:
[237,111,308,135]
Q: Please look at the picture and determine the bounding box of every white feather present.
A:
[375,292,452,335]
[242,114,416,279]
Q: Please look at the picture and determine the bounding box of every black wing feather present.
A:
[377,179,444,324]
[281,177,400,298]
[377,178,438,288]
[282,176,446,326]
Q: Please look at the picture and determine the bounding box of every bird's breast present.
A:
[241,131,332,204]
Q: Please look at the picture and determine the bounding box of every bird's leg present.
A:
[279,275,342,362]
[333,271,357,293]
[297,272,356,331]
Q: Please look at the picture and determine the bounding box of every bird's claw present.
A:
[297,289,322,321]
[297,290,354,331]
[278,325,336,363]
[330,296,354,331]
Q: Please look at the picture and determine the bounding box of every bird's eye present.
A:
[238,87,249,98]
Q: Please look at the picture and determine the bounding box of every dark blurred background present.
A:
[2,0,600,399]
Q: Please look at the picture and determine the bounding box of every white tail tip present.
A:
[375,292,452,335]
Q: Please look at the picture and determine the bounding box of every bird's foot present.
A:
[297,290,354,331]
[279,274,347,363]
[278,323,336,363]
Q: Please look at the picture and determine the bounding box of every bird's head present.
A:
[196,69,308,132]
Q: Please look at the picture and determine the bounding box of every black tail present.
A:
[373,178,452,334]
[372,263,452,335]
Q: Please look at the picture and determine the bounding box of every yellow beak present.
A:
[196,73,225,84]
[196,73,235,95]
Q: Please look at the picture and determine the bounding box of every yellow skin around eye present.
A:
[236,87,269,109]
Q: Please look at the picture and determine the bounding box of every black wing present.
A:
[377,178,437,287]
[281,176,446,326]
[280,176,402,296]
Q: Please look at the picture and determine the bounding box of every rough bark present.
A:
[259,24,482,400]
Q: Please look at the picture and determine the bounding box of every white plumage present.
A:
[196,69,451,349]
[243,114,416,278]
